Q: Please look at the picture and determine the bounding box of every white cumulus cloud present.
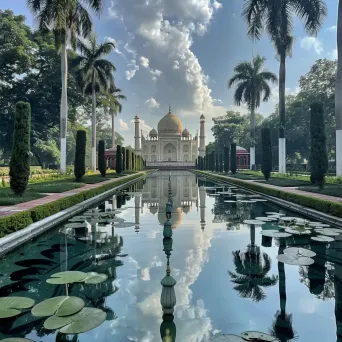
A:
[145,97,160,109]
[328,48,338,60]
[300,37,324,55]
[140,56,150,68]
[150,68,163,81]
[125,59,139,80]
[119,119,129,130]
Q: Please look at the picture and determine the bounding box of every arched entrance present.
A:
[163,143,177,161]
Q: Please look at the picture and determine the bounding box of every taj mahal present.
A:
[133,107,206,166]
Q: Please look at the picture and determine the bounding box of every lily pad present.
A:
[283,247,316,258]
[65,222,90,229]
[44,307,106,334]
[97,218,125,224]
[241,331,279,341]
[224,200,236,203]
[46,271,87,284]
[280,217,297,222]
[256,217,278,222]
[31,296,85,317]
[114,222,136,228]
[243,220,265,225]
[0,297,35,319]
[277,253,314,266]
[284,228,311,235]
[1,339,35,342]
[311,235,335,243]
[309,222,324,227]
[253,199,268,202]
[314,229,340,237]
[83,272,108,284]
[210,335,245,342]
[261,230,292,238]
[266,212,284,216]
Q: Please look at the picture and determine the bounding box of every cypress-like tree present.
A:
[261,128,272,181]
[204,156,206,171]
[132,152,135,171]
[206,154,209,170]
[224,146,229,173]
[211,151,215,171]
[74,130,87,182]
[310,101,328,188]
[195,159,198,169]
[125,149,130,171]
[122,147,126,172]
[215,153,219,172]
[219,154,223,172]
[116,145,122,174]
[230,143,237,174]
[10,102,31,195]
[98,140,106,177]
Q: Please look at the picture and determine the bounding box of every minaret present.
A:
[199,186,206,230]
[134,115,141,156]
[199,114,205,158]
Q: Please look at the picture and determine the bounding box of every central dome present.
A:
[157,110,183,134]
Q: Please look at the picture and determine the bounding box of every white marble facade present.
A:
[134,108,205,163]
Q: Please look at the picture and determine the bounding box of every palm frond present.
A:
[85,0,104,16]
[93,42,115,60]
[242,0,266,40]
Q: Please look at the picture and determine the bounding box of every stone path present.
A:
[0,174,135,218]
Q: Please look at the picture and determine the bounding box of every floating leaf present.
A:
[243,220,265,225]
[266,212,284,216]
[311,235,335,243]
[1,339,35,342]
[309,222,325,227]
[65,222,90,229]
[0,297,35,319]
[241,331,279,341]
[261,230,292,238]
[210,335,245,342]
[284,228,311,235]
[46,271,87,284]
[280,217,297,222]
[277,253,314,266]
[83,272,108,284]
[114,222,136,228]
[256,217,277,222]
[224,200,236,203]
[31,296,84,317]
[44,307,106,334]
[283,247,316,258]
[314,229,340,237]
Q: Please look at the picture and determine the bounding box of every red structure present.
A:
[105,147,117,170]
[236,146,250,169]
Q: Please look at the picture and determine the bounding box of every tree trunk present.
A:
[278,50,286,174]
[336,0,342,176]
[91,74,96,171]
[250,101,256,170]
[60,40,68,174]
[111,112,115,148]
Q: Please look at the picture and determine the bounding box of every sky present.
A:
[1,0,339,146]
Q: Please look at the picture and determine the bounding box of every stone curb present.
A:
[194,171,342,228]
[0,173,149,256]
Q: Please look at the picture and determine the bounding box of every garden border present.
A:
[194,171,342,227]
[0,172,151,256]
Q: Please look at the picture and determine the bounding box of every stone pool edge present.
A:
[194,170,342,228]
[0,171,153,256]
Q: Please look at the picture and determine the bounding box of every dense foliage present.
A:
[261,128,272,181]
[9,102,31,195]
[122,147,126,172]
[116,145,122,174]
[98,140,106,177]
[310,102,328,188]
[231,143,237,174]
[224,146,229,173]
[74,130,86,182]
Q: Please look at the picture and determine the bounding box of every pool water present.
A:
[0,170,342,342]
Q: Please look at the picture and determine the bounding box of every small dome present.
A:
[200,114,205,120]
[182,128,190,136]
[157,110,183,134]
[150,128,158,136]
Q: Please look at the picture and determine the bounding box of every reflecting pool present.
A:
[0,170,342,342]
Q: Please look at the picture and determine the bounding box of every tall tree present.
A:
[73,35,116,171]
[261,128,272,181]
[98,139,106,177]
[74,130,86,181]
[27,0,103,174]
[231,143,237,174]
[224,146,229,173]
[243,0,327,174]
[228,55,277,169]
[336,1,342,176]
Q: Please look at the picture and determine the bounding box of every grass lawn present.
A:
[298,184,342,198]
[256,178,311,187]
[0,189,46,205]
[227,173,264,180]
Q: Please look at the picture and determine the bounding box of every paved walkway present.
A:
[213,174,342,203]
[0,174,138,218]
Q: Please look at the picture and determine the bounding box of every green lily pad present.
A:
[277,253,314,266]
[31,296,85,317]
[114,222,136,228]
[44,307,106,333]
[1,339,35,342]
[210,335,245,342]
[84,272,108,284]
[309,222,324,227]
[224,200,236,203]
[243,220,265,225]
[284,228,311,235]
[314,229,340,237]
[0,297,35,319]
[261,230,292,238]
[256,217,278,222]
[241,331,279,341]
[311,235,335,243]
[266,212,284,216]
[283,247,316,258]
[46,271,87,284]
[280,217,297,222]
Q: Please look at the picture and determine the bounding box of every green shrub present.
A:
[219,154,223,172]
[310,101,328,188]
[122,147,126,172]
[211,151,215,171]
[230,143,237,174]
[125,149,130,170]
[10,102,31,195]
[224,146,229,173]
[261,128,272,181]
[74,130,87,182]
[116,145,122,174]
[203,156,206,171]
[98,140,106,177]
[0,211,33,238]
[132,152,135,171]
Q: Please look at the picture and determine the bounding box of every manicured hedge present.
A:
[0,173,145,237]
[195,171,342,218]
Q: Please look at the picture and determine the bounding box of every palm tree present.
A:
[228,55,277,170]
[73,35,116,171]
[243,0,327,174]
[336,1,342,176]
[27,0,103,174]
[229,249,278,302]
[98,88,126,149]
